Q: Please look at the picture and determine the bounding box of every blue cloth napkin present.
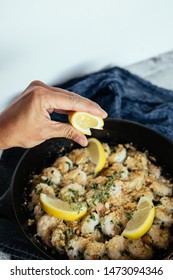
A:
[0,66,173,259]
[54,66,173,141]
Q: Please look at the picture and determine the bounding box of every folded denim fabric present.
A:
[0,66,173,259]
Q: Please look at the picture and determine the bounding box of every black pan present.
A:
[0,118,173,259]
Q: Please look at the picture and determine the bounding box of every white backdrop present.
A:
[0,0,173,111]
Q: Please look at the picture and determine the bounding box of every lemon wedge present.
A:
[40,193,87,221]
[87,138,106,173]
[68,111,104,135]
[122,196,155,239]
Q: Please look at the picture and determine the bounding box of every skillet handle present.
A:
[0,187,16,221]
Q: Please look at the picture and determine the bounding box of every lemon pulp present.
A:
[68,111,104,135]
[88,138,106,173]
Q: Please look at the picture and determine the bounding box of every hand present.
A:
[0,80,107,149]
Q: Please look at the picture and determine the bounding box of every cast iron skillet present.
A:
[0,119,173,259]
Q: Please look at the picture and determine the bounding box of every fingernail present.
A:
[100,108,108,118]
[79,137,88,147]
[74,134,88,147]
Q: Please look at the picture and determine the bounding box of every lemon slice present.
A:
[87,138,106,173]
[68,111,104,135]
[40,193,87,221]
[122,196,155,239]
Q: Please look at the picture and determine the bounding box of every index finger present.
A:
[44,90,108,118]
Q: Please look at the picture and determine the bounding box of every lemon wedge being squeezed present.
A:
[122,196,155,239]
[68,111,104,135]
[40,193,87,221]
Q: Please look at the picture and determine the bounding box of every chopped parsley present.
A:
[91,183,98,190]
[35,187,43,194]
[90,213,96,221]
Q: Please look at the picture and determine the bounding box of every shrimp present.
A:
[81,212,99,237]
[109,181,123,197]
[100,208,127,236]
[84,241,106,260]
[62,169,87,186]
[102,163,128,180]
[102,143,111,158]
[154,205,173,227]
[130,188,154,201]
[68,148,89,165]
[106,235,129,260]
[66,237,89,259]
[148,163,161,179]
[127,239,153,259]
[87,176,107,190]
[108,145,127,164]
[160,197,173,213]
[53,156,73,173]
[37,214,59,245]
[51,222,68,253]
[34,203,44,221]
[125,152,148,170]
[124,170,146,191]
[149,180,172,197]
[147,224,170,249]
[31,183,55,206]
[59,183,86,201]
[42,167,61,185]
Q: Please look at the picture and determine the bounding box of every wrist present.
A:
[0,113,15,150]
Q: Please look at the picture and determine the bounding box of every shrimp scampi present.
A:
[28,142,173,259]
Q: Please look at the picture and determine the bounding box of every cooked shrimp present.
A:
[59,183,86,201]
[81,212,99,237]
[62,169,87,186]
[131,188,154,201]
[109,181,123,197]
[160,197,173,213]
[125,152,148,170]
[68,148,89,165]
[66,237,89,259]
[37,214,59,245]
[34,203,44,221]
[31,183,55,205]
[108,145,127,164]
[124,171,145,191]
[87,176,107,190]
[84,241,106,260]
[106,235,129,260]
[51,223,68,253]
[102,163,128,179]
[154,205,173,227]
[100,209,127,236]
[149,180,172,197]
[107,181,127,206]
[102,143,111,158]
[148,163,161,179]
[127,239,153,259]
[147,224,170,249]
[42,167,61,185]
[53,156,73,173]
